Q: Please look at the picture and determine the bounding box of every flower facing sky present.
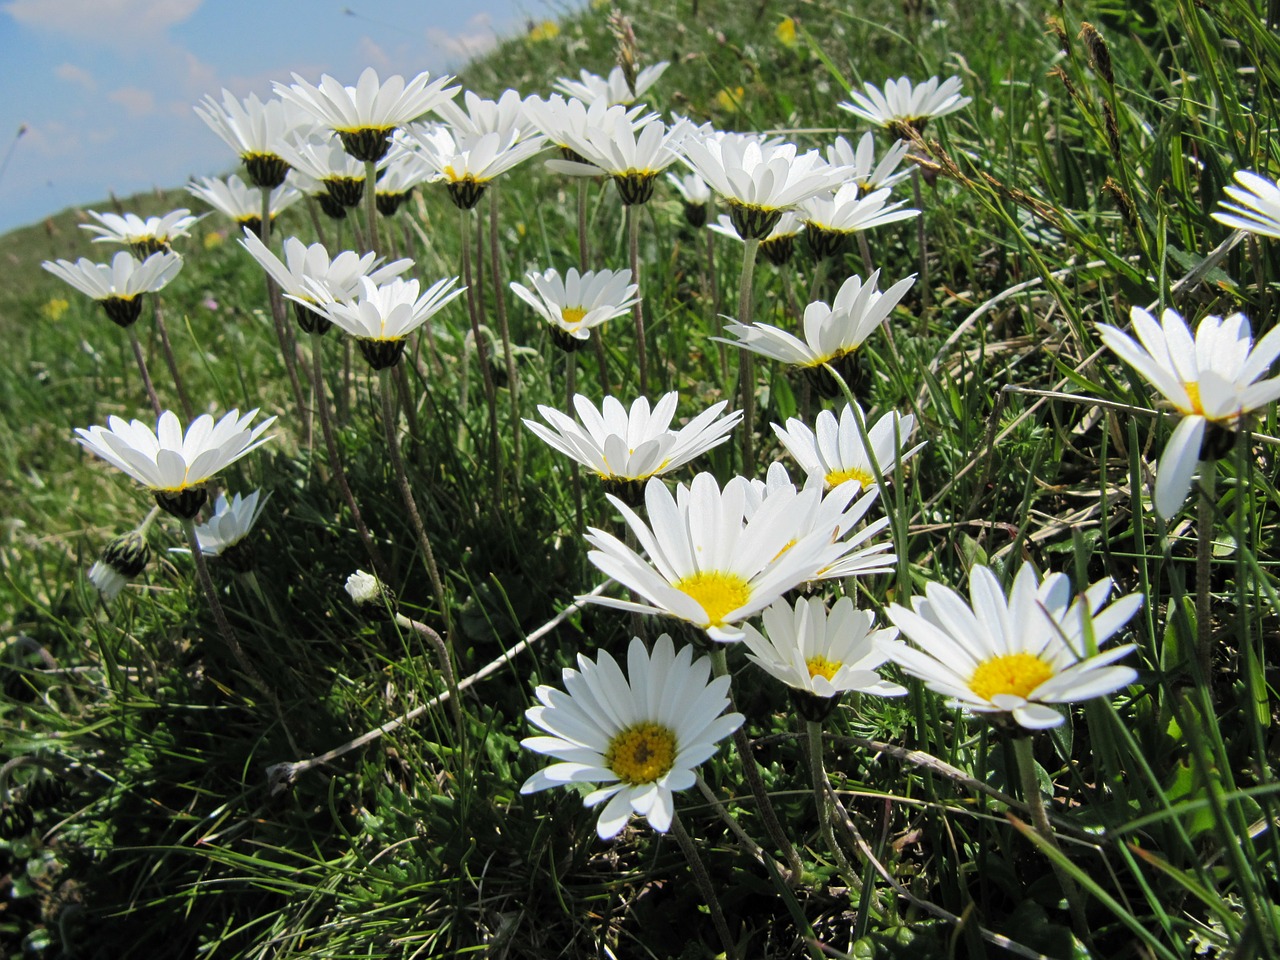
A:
[883,563,1143,729]
[545,105,688,204]
[520,633,742,839]
[525,392,741,486]
[799,184,918,255]
[193,90,313,188]
[826,133,913,194]
[1097,306,1280,517]
[583,473,870,642]
[773,403,922,492]
[552,62,670,106]
[277,135,368,207]
[509,267,638,346]
[839,75,971,134]
[275,67,460,162]
[1211,170,1280,240]
[741,596,906,699]
[239,231,412,307]
[75,409,276,518]
[81,209,200,256]
[42,250,183,327]
[186,174,301,235]
[400,123,545,208]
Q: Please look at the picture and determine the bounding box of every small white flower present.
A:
[799,184,918,236]
[1211,170,1280,240]
[666,171,711,205]
[194,89,314,186]
[772,403,922,492]
[88,560,130,602]
[433,88,538,142]
[1097,306,1280,517]
[42,250,182,311]
[302,275,465,342]
[525,392,740,482]
[883,563,1143,729]
[520,633,742,839]
[708,211,804,244]
[839,75,971,132]
[345,569,382,604]
[826,133,912,193]
[553,62,670,106]
[80,209,200,253]
[239,231,410,304]
[545,104,687,203]
[185,489,270,557]
[509,267,638,341]
[400,123,545,187]
[742,596,906,698]
[187,174,301,226]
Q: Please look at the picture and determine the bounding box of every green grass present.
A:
[2,0,1280,957]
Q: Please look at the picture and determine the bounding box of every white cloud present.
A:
[426,12,497,64]
[356,36,391,71]
[54,62,95,91]
[3,0,203,39]
[108,86,155,117]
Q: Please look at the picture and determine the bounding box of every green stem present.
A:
[127,325,163,417]
[568,350,583,542]
[708,647,803,881]
[912,167,930,325]
[806,719,865,892]
[736,237,761,470]
[1012,735,1089,940]
[363,159,380,257]
[670,812,739,960]
[627,203,648,391]
[260,185,312,447]
[378,367,453,640]
[151,294,194,420]
[1195,466,1216,692]
[706,225,727,383]
[393,612,463,732]
[460,206,504,500]
[576,178,589,273]
[489,186,522,486]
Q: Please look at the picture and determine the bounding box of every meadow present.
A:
[2,0,1278,957]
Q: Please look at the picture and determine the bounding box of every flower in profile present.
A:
[1211,170,1280,240]
[300,275,465,368]
[520,633,742,839]
[709,211,805,266]
[545,104,687,205]
[81,209,200,256]
[666,171,711,226]
[41,250,183,327]
[718,269,914,394]
[75,409,276,519]
[400,122,545,209]
[773,403,922,492]
[509,267,637,349]
[194,89,313,188]
[799,184,918,258]
[553,62,669,106]
[839,75,971,136]
[239,230,411,333]
[525,392,740,496]
[275,66,460,162]
[277,135,368,207]
[171,489,270,570]
[583,473,869,641]
[883,563,1143,729]
[826,133,912,194]
[432,88,536,142]
[187,174,301,237]
[373,150,431,215]
[680,132,850,239]
[88,528,152,602]
[1097,306,1280,517]
[344,568,398,619]
[742,596,906,704]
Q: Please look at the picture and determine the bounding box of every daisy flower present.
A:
[680,132,850,239]
[186,174,301,237]
[546,104,688,205]
[42,250,183,327]
[520,633,742,839]
[75,409,276,518]
[799,184,918,258]
[81,209,200,256]
[883,563,1143,730]
[718,269,915,394]
[666,170,711,226]
[583,472,869,642]
[301,275,465,368]
[274,66,460,162]
[553,62,670,106]
[171,489,270,571]
[839,75,971,135]
[524,392,740,495]
[742,596,906,704]
[344,568,398,619]
[432,88,537,142]
[1211,170,1280,240]
[709,211,804,266]
[194,89,313,188]
[1097,306,1280,517]
[826,133,913,194]
[400,122,545,209]
[277,135,367,207]
[509,267,638,349]
[772,403,922,492]
[373,150,431,215]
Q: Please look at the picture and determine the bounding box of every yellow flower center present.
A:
[674,571,752,626]
[969,652,1054,702]
[605,722,677,784]
[561,305,588,327]
[1182,381,1206,417]
[824,467,874,490]
[806,655,842,681]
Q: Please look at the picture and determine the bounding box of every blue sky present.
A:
[0,0,575,233]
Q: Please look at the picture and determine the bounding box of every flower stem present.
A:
[736,237,761,470]
[806,719,865,892]
[567,351,583,541]
[460,206,504,500]
[706,225,727,383]
[181,518,300,754]
[695,772,769,864]
[1012,734,1089,938]
[127,325,163,417]
[912,168,930,329]
[670,811,739,960]
[1195,467,1216,691]
[310,331,389,581]
[363,159,381,257]
[489,185,522,486]
[708,647,803,881]
[576,179,590,273]
[393,611,463,732]
[151,295,193,420]
[626,203,649,392]
[378,366,453,640]
[856,230,876,278]
[260,186,312,447]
